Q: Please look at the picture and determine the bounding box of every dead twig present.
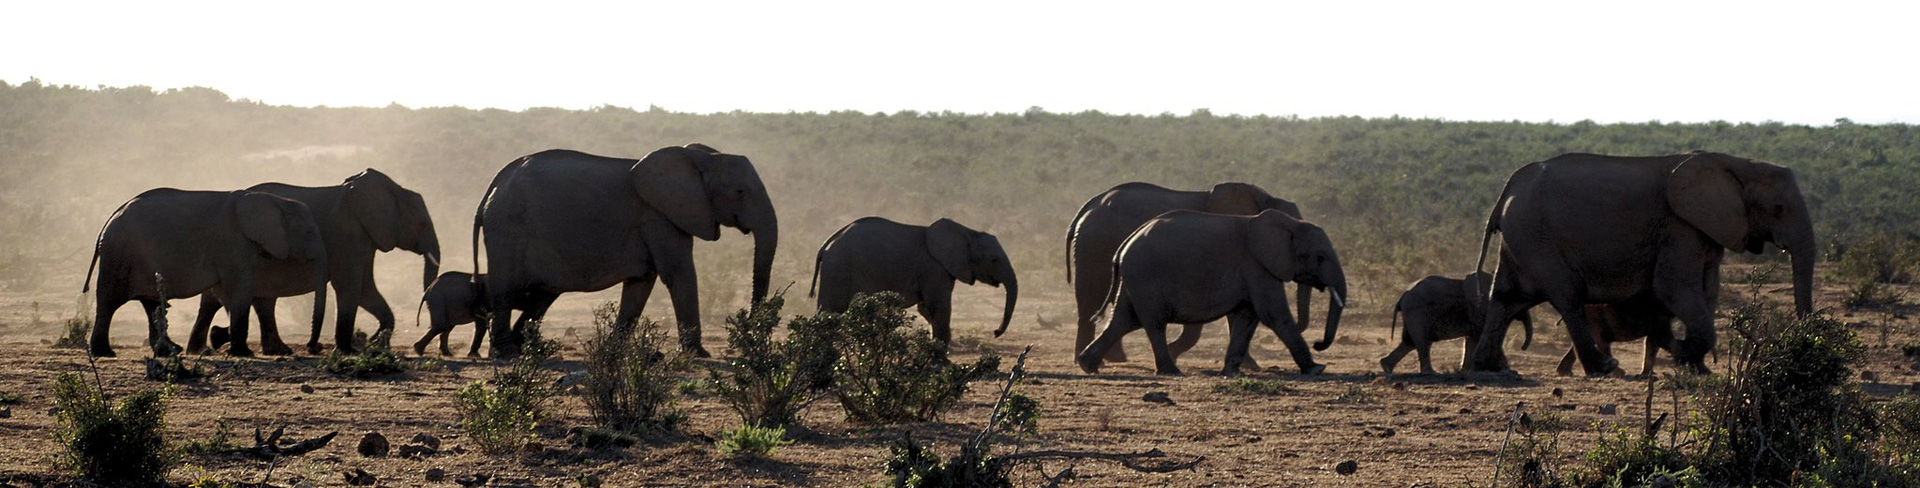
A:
[230,425,337,459]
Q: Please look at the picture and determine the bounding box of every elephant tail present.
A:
[472,155,531,278]
[415,297,427,331]
[811,221,855,298]
[82,196,139,293]
[1388,299,1402,343]
[1063,194,1101,285]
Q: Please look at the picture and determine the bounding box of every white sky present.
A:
[4,1,1916,124]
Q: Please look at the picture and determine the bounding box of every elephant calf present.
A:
[810,217,1018,344]
[1378,272,1533,375]
[1556,297,1676,376]
[412,271,492,356]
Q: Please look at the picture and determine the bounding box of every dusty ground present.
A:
[0,264,1915,487]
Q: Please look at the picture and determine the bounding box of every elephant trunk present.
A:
[1312,266,1346,351]
[750,219,777,305]
[420,240,441,292]
[310,251,330,346]
[1787,233,1816,317]
[993,277,1018,338]
[1295,284,1312,333]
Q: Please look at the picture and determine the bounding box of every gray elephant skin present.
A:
[84,189,330,357]
[411,271,490,357]
[1470,151,1815,376]
[809,217,1017,343]
[1077,209,1346,376]
[1556,297,1677,376]
[192,169,440,355]
[1379,272,1533,375]
[475,144,777,358]
[1066,182,1311,364]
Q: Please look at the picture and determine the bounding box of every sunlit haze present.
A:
[6,1,1917,124]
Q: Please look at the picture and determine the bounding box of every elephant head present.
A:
[631,143,779,305]
[236,191,330,336]
[345,169,441,290]
[1246,210,1346,351]
[1666,152,1816,316]
[928,218,1019,338]
[1207,182,1315,330]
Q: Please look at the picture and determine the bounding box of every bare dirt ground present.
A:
[0,264,1915,487]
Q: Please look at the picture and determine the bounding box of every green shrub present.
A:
[179,420,234,455]
[456,320,560,454]
[1211,378,1294,396]
[50,372,177,485]
[53,317,90,349]
[319,330,405,378]
[580,301,688,433]
[802,292,999,424]
[707,293,837,427]
[1834,233,1920,284]
[0,391,21,404]
[1841,280,1907,309]
[716,423,793,458]
[1881,395,1920,465]
[144,356,209,383]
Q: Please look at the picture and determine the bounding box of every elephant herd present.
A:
[83,145,1815,379]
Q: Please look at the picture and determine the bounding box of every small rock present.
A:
[343,388,354,397]
[1391,381,1408,391]
[343,468,377,486]
[1370,376,1387,385]
[0,406,10,419]
[425,468,446,482]
[578,474,603,487]
[455,473,492,487]
[1861,371,1879,383]
[357,432,390,457]
[397,444,436,459]
[300,384,315,394]
[1142,391,1176,406]
[1243,435,1262,444]
[1599,403,1619,415]
[1458,407,1473,414]
[1335,460,1359,475]
[411,433,442,450]
[1551,387,1564,398]
[1379,428,1396,438]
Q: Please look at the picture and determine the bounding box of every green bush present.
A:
[456,320,560,454]
[802,292,999,424]
[1841,280,1907,309]
[179,420,235,456]
[144,356,209,383]
[716,423,793,458]
[319,330,405,378]
[50,372,177,485]
[580,302,689,433]
[53,317,90,349]
[707,293,837,427]
[1834,233,1920,284]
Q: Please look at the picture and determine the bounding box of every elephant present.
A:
[189,169,440,355]
[808,217,1017,343]
[1066,182,1309,364]
[1468,151,1815,376]
[475,144,777,359]
[411,271,490,357]
[1379,272,1535,375]
[1077,209,1347,376]
[83,189,329,357]
[1555,297,1678,377]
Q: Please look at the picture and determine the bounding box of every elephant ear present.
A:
[927,218,974,284]
[347,169,401,251]
[236,192,292,260]
[632,146,719,241]
[1205,183,1267,215]
[1246,211,1297,280]
[1667,155,1749,250]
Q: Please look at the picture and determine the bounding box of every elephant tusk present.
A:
[1329,288,1346,308]
[425,253,441,267]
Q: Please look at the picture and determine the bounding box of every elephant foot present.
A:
[411,341,429,356]
[1074,353,1102,374]
[1377,357,1396,375]
[152,341,183,358]
[226,345,256,357]
[1583,356,1623,378]
[260,342,295,356]
[307,342,324,355]
[684,345,712,359]
[1299,363,1326,375]
[209,326,231,350]
[90,345,118,358]
[465,351,482,359]
[1154,365,1183,376]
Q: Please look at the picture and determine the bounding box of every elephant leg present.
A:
[485,284,518,359]
[511,292,560,338]
[657,263,710,358]
[359,287,398,350]
[1402,316,1436,374]
[1379,340,1414,375]
[1141,317,1180,376]
[254,297,294,355]
[1077,295,1140,374]
[1222,310,1260,377]
[917,300,952,345]
[1557,347,1578,376]
[466,319,487,358]
[1256,301,1323,375]
[1168,323,1204,360]
[1074,265,1127,364]
[1551,302,1619,377]
[90,291,129,358]
[187,295,223,354]
[1655,281,1717,375]
[220,293,255,357]
[1639,339,1658,376]
[615,275,658,332]
[140,298,184,357]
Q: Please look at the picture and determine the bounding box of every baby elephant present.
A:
[810,217,1017,344]
[1379,272,1533,375]
[1557,297,1677,376]
[412,271,491,356]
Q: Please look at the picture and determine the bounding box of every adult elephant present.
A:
[1468,151,1815,376]
[809,217,1017,343]
[1066,182,1308,363]
[475,144,777,358]
[1076,209,1346,376]
[188,169,440,354]
[83,189,329,357]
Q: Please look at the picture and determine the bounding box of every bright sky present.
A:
[5,1,1916,125]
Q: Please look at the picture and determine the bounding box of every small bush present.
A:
[1494,412,1567,488]
[144,356,209,383]
[581,301,689,433]
[1842,280,1907,309]
[801,292,999,424]
[50,372,177,485]
[179,420,234,455]
[1331,385,1375,404]
[1212,378,1294,396]
[456,320,560,454]
[716,423,793,458]
[707,293,837,427]
[53,317,90,349]
[1834,233,1920,284]
[0,391,21,404]
[319,330,405,378]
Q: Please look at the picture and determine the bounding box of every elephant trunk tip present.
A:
[1312,340,1331,351]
